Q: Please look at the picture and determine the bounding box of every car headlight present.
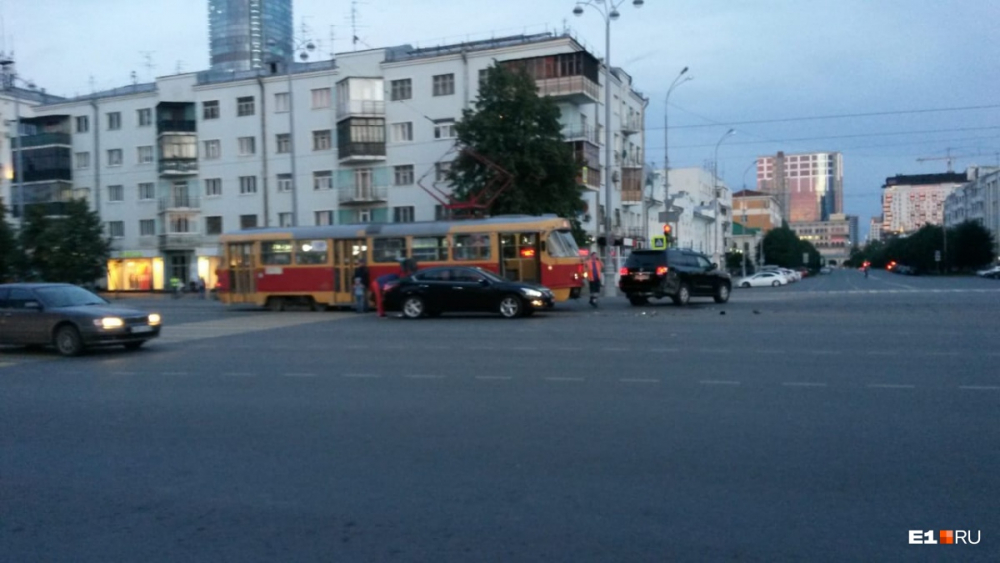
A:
[148,313,161,326]
[94,317,124,329]
[520,288,543,298]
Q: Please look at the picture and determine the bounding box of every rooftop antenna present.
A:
[175,60,184,74]
[349,0,370,51]
[329,24,336,59]
[130,70,138,85]
[140,51,156,81]
[88,75,96,94]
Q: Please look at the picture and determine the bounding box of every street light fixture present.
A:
[713,128,736,265]
[572,0,642,297]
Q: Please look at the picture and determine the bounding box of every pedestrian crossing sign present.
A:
[651,236,667,250]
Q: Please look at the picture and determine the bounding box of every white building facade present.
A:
[943,167,1000,259]
[661,167,732,264]
[6,33,648,290]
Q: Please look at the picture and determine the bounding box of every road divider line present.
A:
[866,351,900,356]
[161,371,190,376]
[700,380,740,386]
[649,348,680,353]
[111,372,137,376]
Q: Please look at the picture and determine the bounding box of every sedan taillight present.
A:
[656,266,669,276]
[619,267,628,276]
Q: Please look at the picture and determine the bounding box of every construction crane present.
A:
[916,148,957,172]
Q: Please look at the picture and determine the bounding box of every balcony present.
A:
[336,99,386,120]
[338,184,389,205]
[157,119,196,133]
[621,116,642,135]
[621,189,644,205]
[562,125,598,146]
[577,166,601,191]
[158,194,201,212]
[536,75,600,105]
[159,159,198,176]
[338,142,387,163]
[15,132,72,149]
[158,233,203,250]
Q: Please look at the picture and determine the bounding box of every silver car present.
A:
[0,283,162,356]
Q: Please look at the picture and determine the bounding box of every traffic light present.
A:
[662,224,672,246]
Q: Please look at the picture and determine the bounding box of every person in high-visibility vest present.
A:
[587,251,603,307]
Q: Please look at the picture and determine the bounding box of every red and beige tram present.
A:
[217,215,585,310]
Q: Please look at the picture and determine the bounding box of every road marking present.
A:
[606,347,630,352]
[403,374,445,379]
[925,351,960,357]
[958,385,1000,391]
[345,344,370,350]
[782,382,828,387]
[545,376,584,382]
[342,373,381,379]
[0,362,16,369]
[700,380,741,386]
[475,375,512,380]
[867,384,915,389]
[283,372,317,378]
[620,378,660,383]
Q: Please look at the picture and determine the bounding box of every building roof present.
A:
[384,32,565,63]
[883,172,967,187]
[732,189,769,198]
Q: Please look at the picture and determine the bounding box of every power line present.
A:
[663,104,1000,131]
[669,126,1000,150]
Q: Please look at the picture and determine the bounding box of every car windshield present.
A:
[35,286,108,308]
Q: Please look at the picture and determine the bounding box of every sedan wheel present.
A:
[772,280,781,287]
[55,325,84,357]
[499,295,522,318]
[741,282,751,288]
[402,296,425,319]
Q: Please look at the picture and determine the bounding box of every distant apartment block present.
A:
[944,167,1000,258]
[881,172,966,234]
[791,213,858,265]
[757,151,843,223]
[732,189,782,233]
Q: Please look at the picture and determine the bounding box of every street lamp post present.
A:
[272,38,315,227]
[713,128,735,265]
[573,0,643,297]
[663,67,691,205]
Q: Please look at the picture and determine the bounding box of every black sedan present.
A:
[383,266,554,319]
[0,283,162,356]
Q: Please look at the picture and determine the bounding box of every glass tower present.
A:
[209,0,293,73]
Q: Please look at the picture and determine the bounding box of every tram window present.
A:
[412,236,449,262]
[453,233,491,260]
[260,241,293,265]
[373,238,407,263]
[295,240,328,265]
[546,232,569,256]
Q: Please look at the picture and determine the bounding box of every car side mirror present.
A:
[24,300,42,310]
[710,262,718,270]
[478,278,490,286]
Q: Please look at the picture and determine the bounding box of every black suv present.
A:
[618,249,732,306]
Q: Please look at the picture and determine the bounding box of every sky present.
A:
[3,0,999,240]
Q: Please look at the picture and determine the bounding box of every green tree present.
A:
[449,63,586,243]
[948,220,995,270]
[761,225,822,269]
[0,203,20,281]
[20,199,110,285]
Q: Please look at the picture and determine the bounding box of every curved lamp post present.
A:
[573,0,643,296]
[713,128,735,264]
[663,67,691,203]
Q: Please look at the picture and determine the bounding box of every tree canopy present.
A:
[0,203,18,282]
[761,225,822,269]
[848,221,995,272]
[449,63,586,243]
[19,199,111,285]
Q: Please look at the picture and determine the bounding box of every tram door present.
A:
[227,242,256,304]
[500,232,541,283]
[333,239,367,305]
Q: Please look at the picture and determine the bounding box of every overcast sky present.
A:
[4,0,999,238]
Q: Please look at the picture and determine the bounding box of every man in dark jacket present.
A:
[353,259,370,312]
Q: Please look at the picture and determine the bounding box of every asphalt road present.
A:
[2,269,998,562]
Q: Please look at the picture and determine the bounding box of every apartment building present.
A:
[757,151,843,223]
[944,167,1000,258]
[7,32,647,291]
[881,172,966,235]
[731,189,782,233]
[791,213,859,265]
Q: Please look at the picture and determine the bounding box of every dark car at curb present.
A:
[618,249,732,306]
[383,266,555,319]
[0,283,162,356]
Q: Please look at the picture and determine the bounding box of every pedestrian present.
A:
[353,276,367,313]
[587,250,603,307]
[169,276,182,299]
[197,277,207,299]
[401,255,418,277]
[373,272,400,318]
[353,259,370,312]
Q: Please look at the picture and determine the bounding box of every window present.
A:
[137,146,154,164]
[139,182,155,200]
[107,112,121,130]
[75,115,89,133]
[278,212,293,227]
[108,185,124,202]
[412,236,448,261]
[205,178,222,197]
[373,238,407,263]
[394,165,414,186]
[295,239,328,264]
[203,139,221,160]
[137,108,153,127]
[261,240,293,265]
[315,210,334,226]
[434,119,456,139]
[240,214,258,229]
[107,149,123,166]
[276,133,291,153]
[107,221,125,238]
[390,78,412,101]
[277,173,292,192]
[436,161,452,183]
[313,170,333,191]
[453,233,492,260]
[203,100,220,120]
[390,122,413,143]
[237,96,255,116]
[274,92,289,113]
[139,219,156,237]
[478,68,490,86]
[239,176,257,195]
[312,130,332,151]
[205,216,223,235]
[432,73,455,96]
[169,217,192,233]
[311,88,331,109]
[75,152,90,169]
[393,206,415,223]
[238,136,256,156]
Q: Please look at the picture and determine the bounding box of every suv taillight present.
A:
[619,267,628,275]
[656,266,669,276]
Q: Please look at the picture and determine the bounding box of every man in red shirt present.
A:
[587,251,603,307]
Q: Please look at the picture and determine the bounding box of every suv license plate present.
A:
[131,325,153,334]
[633,273,649,281]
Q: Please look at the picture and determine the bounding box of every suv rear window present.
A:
[625,251,667,268]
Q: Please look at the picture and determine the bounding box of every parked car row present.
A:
[735,265,803,288]
[976,265,1000,279]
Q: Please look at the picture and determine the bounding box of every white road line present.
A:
[284,373,317,378]
[403,374,445,379]
[782,382,828,387]
[867,384,915,389]
[545,376,584,382]
[925,351,960,356]
[699,349,733,354]
[620,378,660,383]
[342,373,381,379]
[475,376,512,380]
[700,380,741,386]
[958,385,1000,391]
